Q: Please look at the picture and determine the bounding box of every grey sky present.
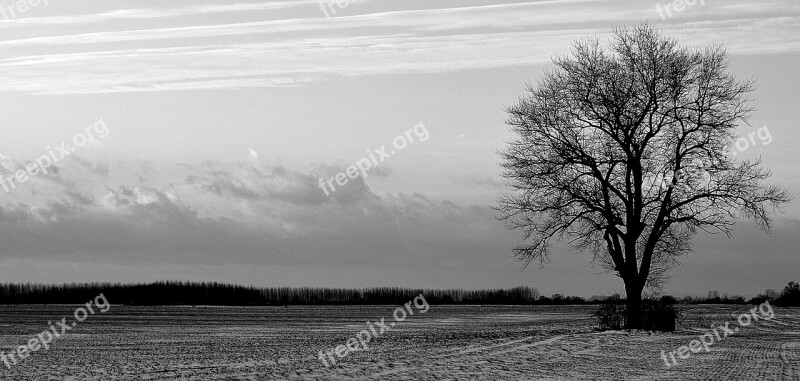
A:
[0,0,798,297]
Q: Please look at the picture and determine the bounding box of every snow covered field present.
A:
[0,304,798,380]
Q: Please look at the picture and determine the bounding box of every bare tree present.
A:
[497,24,790,328]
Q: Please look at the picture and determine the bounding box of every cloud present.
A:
[185,161,371,205]
[0,1,331,28]
[0,0,797,94]
[453,174,505,190]
[0,157,512,272]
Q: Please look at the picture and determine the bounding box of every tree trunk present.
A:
[625,281,642,329]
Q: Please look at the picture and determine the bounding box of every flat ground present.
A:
[0,304,798,380]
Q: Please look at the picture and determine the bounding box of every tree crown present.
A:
[498,24,790,290]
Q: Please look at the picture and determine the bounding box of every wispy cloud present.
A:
[0,0,372,28]
[0,0,798,94]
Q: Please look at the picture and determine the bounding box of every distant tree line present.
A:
[0,282,556,305]
[747,281,800,306]
[657,281,800,306]
[0,281,797,306]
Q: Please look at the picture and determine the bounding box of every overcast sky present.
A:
[0,0,798,297]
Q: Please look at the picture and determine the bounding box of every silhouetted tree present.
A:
[498,24,790,328]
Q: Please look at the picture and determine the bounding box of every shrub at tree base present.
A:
[594,300,679,332]
[594,303,627,330]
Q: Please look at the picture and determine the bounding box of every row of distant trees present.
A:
[0,282,547,306]
[0,281,797,306]
[655,282,800,306]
